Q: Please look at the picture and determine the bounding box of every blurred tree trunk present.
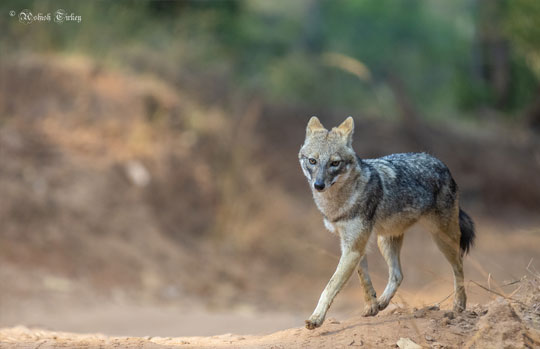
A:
[303,0,323,53]
[474,0,511,109]
[386,75,420,127]
[504,0,540,132]
[526,88,540,133]
[386,74,430,149]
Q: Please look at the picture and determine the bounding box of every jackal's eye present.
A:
[308,158,317,165]
[330,160,341,167]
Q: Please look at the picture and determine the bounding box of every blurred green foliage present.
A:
[1,0,539,121]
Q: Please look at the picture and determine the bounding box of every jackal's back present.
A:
[365,152,457,220]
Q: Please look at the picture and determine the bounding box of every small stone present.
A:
[425,335,435,342]
[396,337,422,349]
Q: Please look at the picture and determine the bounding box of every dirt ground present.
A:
[2,288,539,348]
[1,225,539,349]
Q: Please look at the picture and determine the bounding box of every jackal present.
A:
[299,116,475,330]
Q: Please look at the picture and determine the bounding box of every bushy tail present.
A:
[459,209,476,255]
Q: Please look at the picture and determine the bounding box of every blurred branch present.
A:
[321,52,371,82]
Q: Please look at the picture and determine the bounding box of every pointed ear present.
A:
[306,116,326,136]
[335,116,354,146]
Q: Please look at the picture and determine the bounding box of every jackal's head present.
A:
[299,116,357,192]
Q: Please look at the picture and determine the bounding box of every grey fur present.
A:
[299,116,475,330]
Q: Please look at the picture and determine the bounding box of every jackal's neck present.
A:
[312,157,369,221]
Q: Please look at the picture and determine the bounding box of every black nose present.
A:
[314,181,325,191]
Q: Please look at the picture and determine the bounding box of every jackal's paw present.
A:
[453,301,466,313]
[362,302,379,317]
[305,317,323,330]
[454,289,466,313]
[377,298,391,311]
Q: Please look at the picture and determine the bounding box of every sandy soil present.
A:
[0,303,305,338]
[1,219,539,348]
[2,292,539,349]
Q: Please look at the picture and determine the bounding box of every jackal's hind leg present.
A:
[431,220,466,312]
[377,235,404,311]
[358,255,378,316]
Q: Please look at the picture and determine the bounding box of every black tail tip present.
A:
[459,209,476,255]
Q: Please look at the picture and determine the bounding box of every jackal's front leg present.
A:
[305,248,361,330]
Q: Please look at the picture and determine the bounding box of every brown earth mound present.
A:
[1,282,539,348]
